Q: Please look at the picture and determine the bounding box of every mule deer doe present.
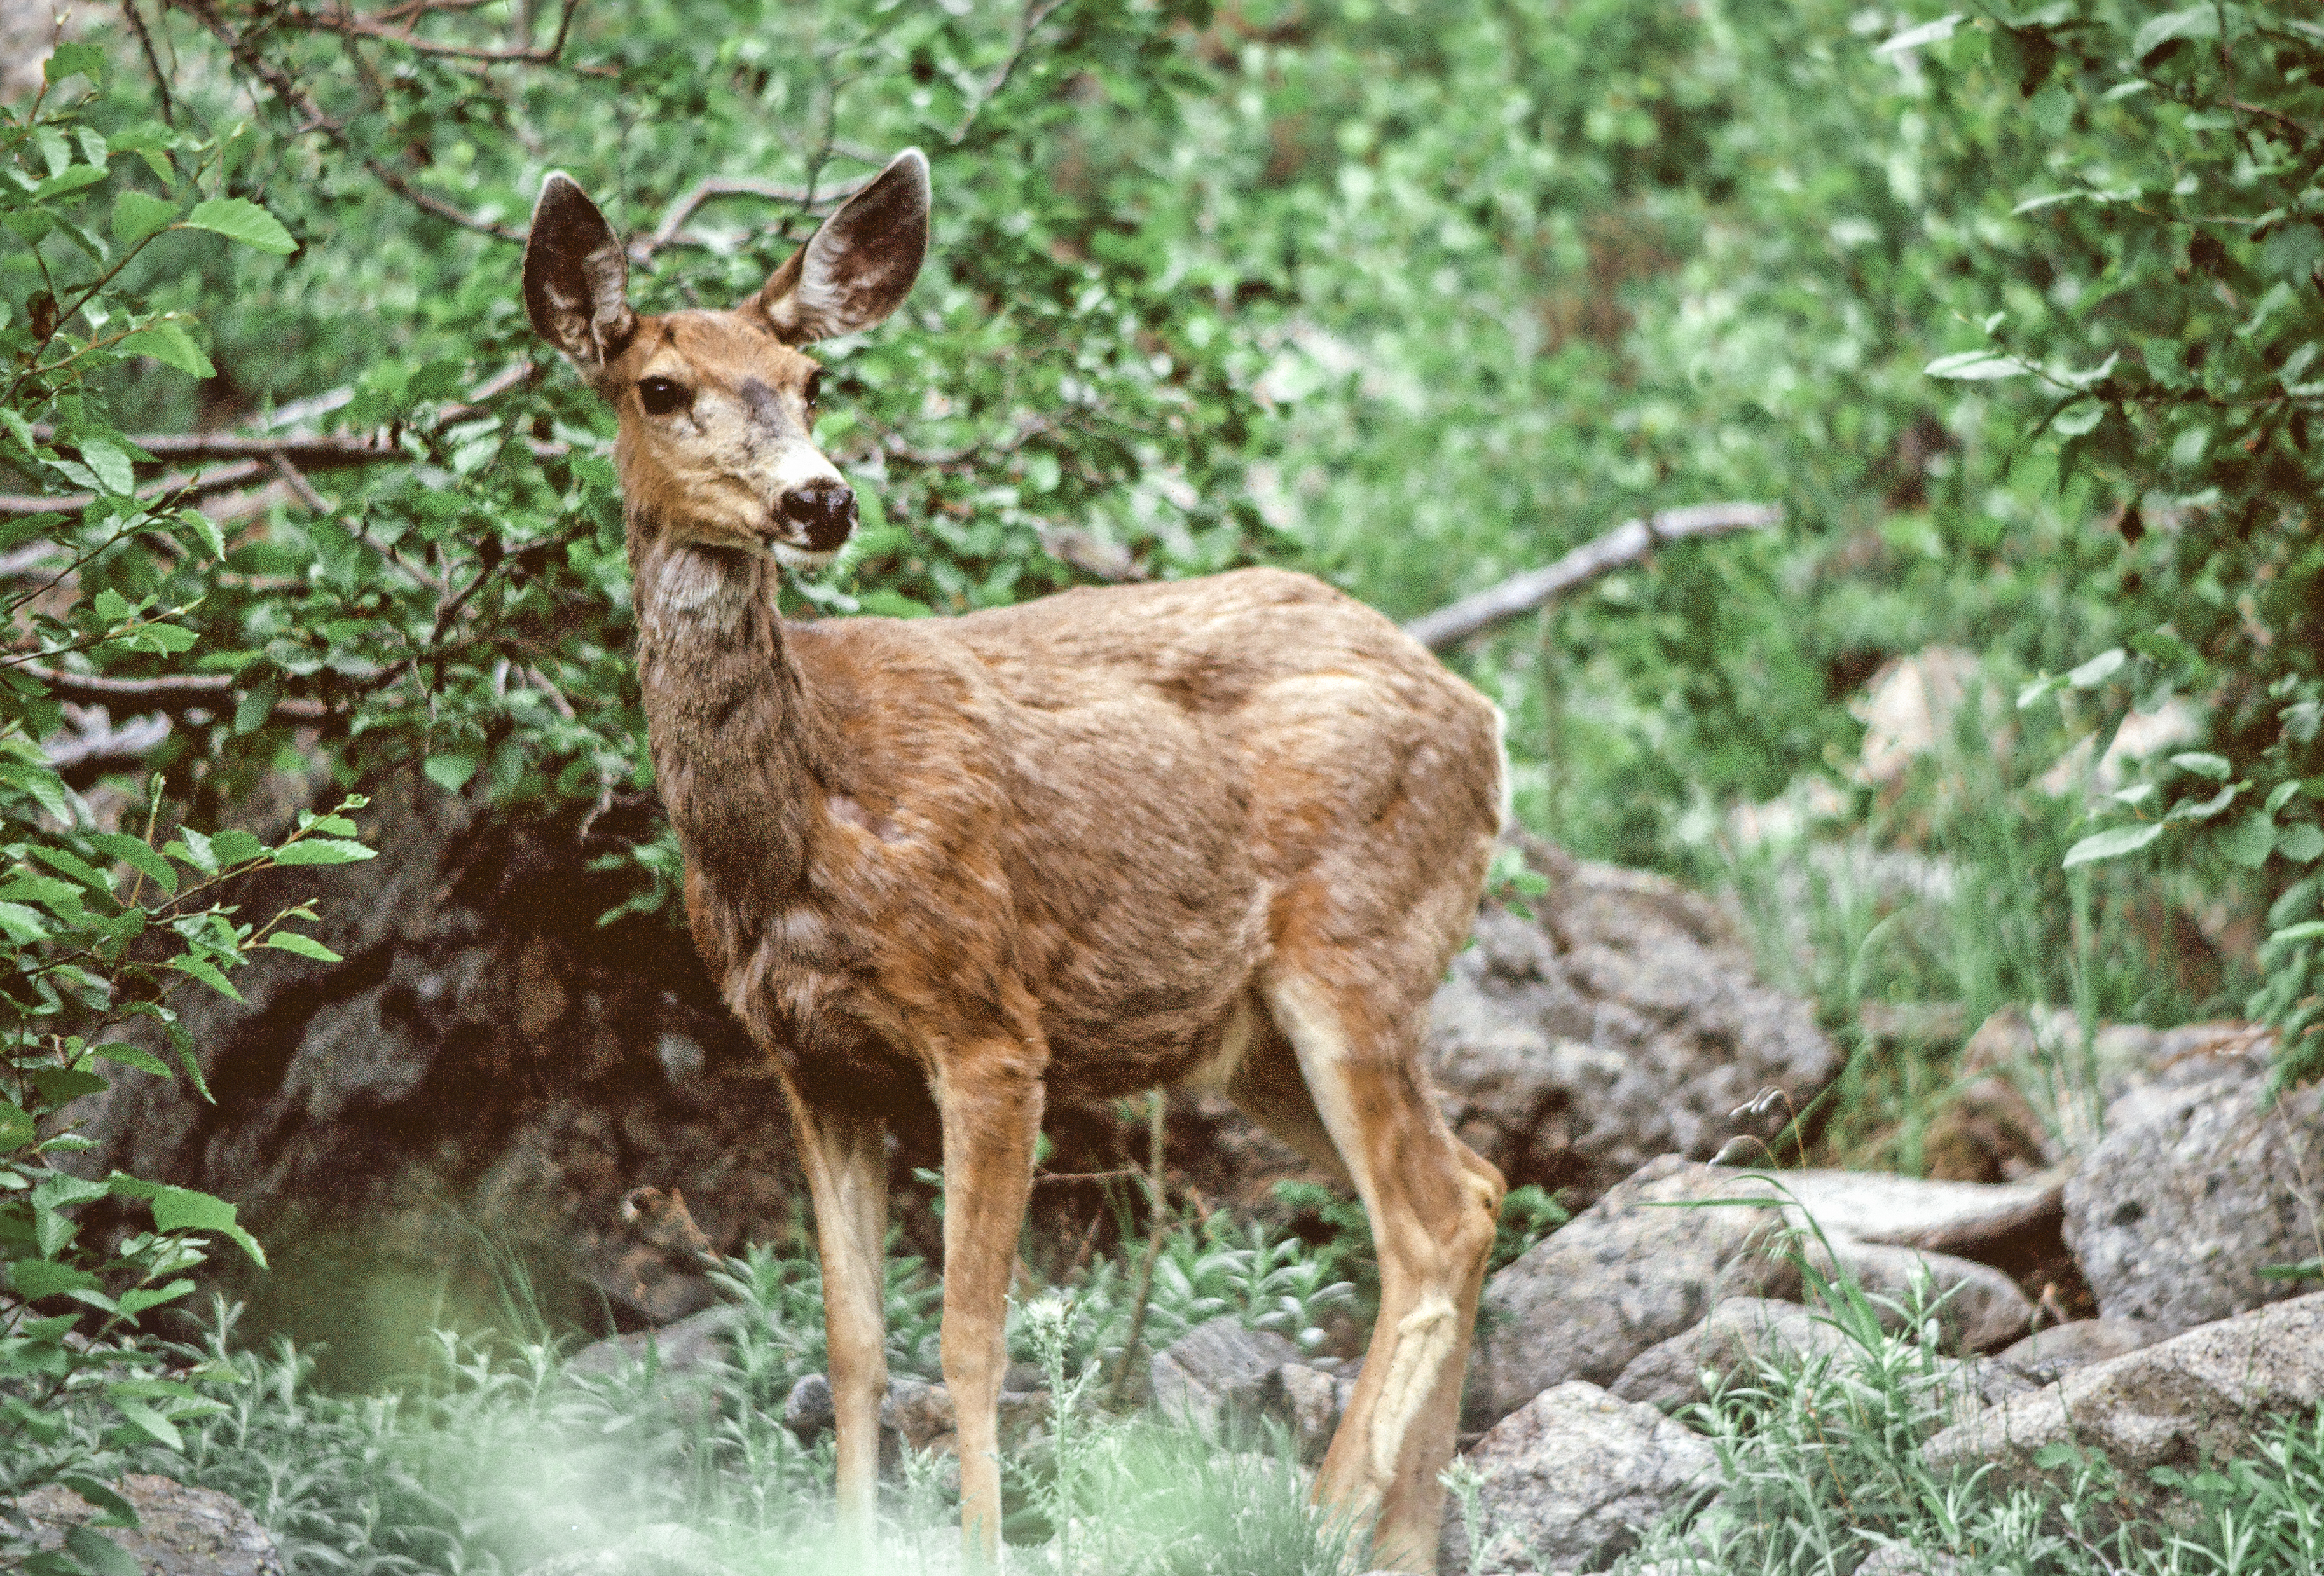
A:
[524,149,1508,1572]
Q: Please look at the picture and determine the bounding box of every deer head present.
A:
[523,150,930,566]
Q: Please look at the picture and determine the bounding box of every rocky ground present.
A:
[50,788,2324,1575]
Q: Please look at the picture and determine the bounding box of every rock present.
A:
[1855,1549,1971,1576]
[14,1474,284,1576]
[1958,1008,2273,1162]
[1812,1238,2033,1353]
[1609,1298,1857,1411]
[782,1371,1042,1463]
[519,1523,724,1576]
[2065,1076,2323,1338]
[1471,1157,1797,1428]
[74,780,821,1385]
[1994,1319,2153,1387]
[1923,1290,2324,1497]
[1422,846,1841,1205]
[1856,648,1985,787]
[1439,1381,1718,1573]
[1150,1317,1305,1436]
[1274,1361,1343,1463]
[565,1303,740,1381]
[1764,1169,2063,1263]
[1920,1074,2049,1184]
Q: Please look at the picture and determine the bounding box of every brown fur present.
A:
[525,150,1507,1572]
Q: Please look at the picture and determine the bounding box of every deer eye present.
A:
[636,376,691,416]
[803,371,823,414]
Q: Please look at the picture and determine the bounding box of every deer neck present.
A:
[629,529,833,911]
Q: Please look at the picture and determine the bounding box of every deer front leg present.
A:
[935,1043,1046,1572]
[780,1084,891,1557]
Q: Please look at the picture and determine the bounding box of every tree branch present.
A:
[16,662,327,720]
[632,174,863,263]
[1400,501,1782,652]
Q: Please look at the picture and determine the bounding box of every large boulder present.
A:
[2065,1074,2323,1337]
[78,776,815,1382]
[1426,844,1841,1203]
[1440,1381,1717,1574]
[1609,1297,1856,1412]
[1922,1291,2324,1496]
[13,1474,284,1576]
[1469,1158,1798,1427]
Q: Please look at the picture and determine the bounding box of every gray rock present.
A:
[565,1303,740,1381]
[1471,1157,1796,1429]
[1440,1381,1718,1573]
[1995,1319,2153,1387]
[1810,1238,2033,1353]
[1425,846,1841,1204]
[781,1372,1013,1460]
[2064,1076,2324,1338]
[1923,1290,2324,1495]
[1765,1169,2064,1263]
[1610,1297,1857,1411]
[1855,1549,1971,1576]
[1150,1316,1305,1436]
[519,1523,724,1576]
[15,1474,284,1576]
[1274,1361,1343,1463]
[1959,1009,2274,1162]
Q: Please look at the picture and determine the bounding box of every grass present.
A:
[1702,683,2242,1175]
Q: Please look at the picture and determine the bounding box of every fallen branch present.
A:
[1400,500,1782,652]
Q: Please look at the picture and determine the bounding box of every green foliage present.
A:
[1890,4,2324,1083]
[0,57,382,1573]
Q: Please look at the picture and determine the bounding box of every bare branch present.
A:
[633,175,863,263]
[46,710,172,783]
[15,662,329,720]
[1401,502,1782,652]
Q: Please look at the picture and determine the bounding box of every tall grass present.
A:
[1707,680,2234,1172]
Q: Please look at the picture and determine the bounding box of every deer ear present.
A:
[524,172,637,374]
[752,149,929,345]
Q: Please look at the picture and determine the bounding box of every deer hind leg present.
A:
[935,1041,1046,1573]
[777,1084,890,1558]
[1260,966,1504,1575]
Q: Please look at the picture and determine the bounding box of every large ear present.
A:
[523,172,638,374]
[752,149,930,345]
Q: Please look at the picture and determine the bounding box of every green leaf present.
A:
[116,1277,196,1315]
[2068,648,2127,689]
[2171,752,2231,781]
[423,753,479,793]
[10,1257,99,1299]
[151,1184,238,1233]
[116,320,214,379]
[1874,14,1960,56]
[2063,822,2164,867]
[57,1475,139,1530]
[43,41,107,85]
[208,829,265,867]
[32,844,116,894]
[184,196,295,255]
[2132,5,2218,60]
[90,1042,171,1077]
[105,1395,182,1450]
[28,1066,108,1106]
[262,931,343,962]
[109,190,177,246]
[2031,1440,2082,1470]
[2276,825,2324,863]
[76,438,135,497]
[65,1525,142,1576]
[1925,350,2030,380]
[270,838,377,867]
[166,827,216,875]
[165,954,242,1001]
[34,164,110,200]
[88,832,177,894]
[2222,813,2278,868]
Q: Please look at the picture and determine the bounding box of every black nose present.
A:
[780,482,856,551]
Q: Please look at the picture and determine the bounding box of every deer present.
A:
[523,147,1509,1573]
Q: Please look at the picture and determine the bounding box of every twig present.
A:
[1105,1092,1169,1408]
[261,0,580,64]
[633,174,863,263]
[1400,501,1782,652]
